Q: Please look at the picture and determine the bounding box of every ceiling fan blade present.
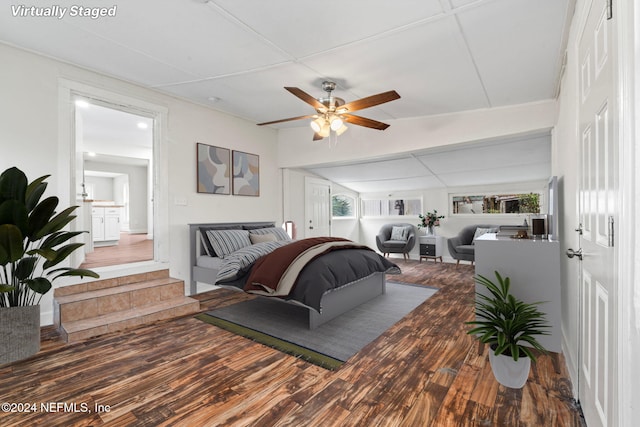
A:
[257,114,316,126]
[312,132,324,141]
[285,87,326,111]
[342,114,390,130]
[337,90,400,113]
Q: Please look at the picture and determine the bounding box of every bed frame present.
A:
[189,222,387,329]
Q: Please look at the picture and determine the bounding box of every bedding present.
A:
[243,237,400,311]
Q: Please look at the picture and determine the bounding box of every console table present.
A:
[474,233,562,353]
[419,235,443,263]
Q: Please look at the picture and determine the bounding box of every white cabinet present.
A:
[92,207,121,246]
[474,234,562,353]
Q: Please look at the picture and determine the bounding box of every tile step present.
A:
[55,277,184,304]
[54,269,170,297]
[61,297,200,343]
[56,278,187,323]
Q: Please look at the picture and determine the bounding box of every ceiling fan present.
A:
[257,81,400,141]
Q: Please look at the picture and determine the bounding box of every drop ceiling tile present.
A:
[310,157,429,183]
[437,162,551,187]
[0,16,199,86]
[302,15,489,119]
[212,0,446,58]
[457,0,571,106]
[417,135,551,174]
[345,175,443,193]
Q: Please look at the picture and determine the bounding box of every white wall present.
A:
[85,175,115,201]
[277,101,557,169]
[0,43,280,325]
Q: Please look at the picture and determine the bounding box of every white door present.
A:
[576,0,618,425]
[304,177,331,238]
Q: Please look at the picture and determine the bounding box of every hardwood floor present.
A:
[0,260,584,426]
[80,233,153,269]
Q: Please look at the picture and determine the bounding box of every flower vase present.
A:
[426,225,435,236]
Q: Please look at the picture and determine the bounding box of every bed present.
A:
[189,222,400,328]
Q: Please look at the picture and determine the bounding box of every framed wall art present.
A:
[197,143,231,194]
[232,150,260,196]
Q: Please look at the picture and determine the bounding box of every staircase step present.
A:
[55,277,186,323]
[61,297,200,343]
[54,269,170,297]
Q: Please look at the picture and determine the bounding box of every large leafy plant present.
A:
[466,271,549,362]
[0,167,98,307]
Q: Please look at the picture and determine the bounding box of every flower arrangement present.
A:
[418,210,444,229]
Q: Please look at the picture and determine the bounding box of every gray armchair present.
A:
[447,224,499,266]
[376,223,416,260]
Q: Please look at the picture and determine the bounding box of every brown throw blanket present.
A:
[244,237,372,296]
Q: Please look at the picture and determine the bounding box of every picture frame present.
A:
[232,150,260,196]
[196,143,231,194]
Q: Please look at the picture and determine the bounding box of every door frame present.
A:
[58,79,170,269]
[614,0,638,424]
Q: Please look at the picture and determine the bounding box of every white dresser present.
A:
[474,233,562,353]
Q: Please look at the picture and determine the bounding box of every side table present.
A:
[419,235,443,263]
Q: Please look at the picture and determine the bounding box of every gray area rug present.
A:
[203,281,438,362]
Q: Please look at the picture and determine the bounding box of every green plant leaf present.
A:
[25,178,48,213]
[27,196,58,240]
[0,200,29,234]
[0,167,28,204]
[35,206,78,239]
[27,247,57,261]
[0,284,15,293]
[40,230,86,250]
[25,277,52,295]
[15,256,37,280]
[49,267,99,281]
[42,243,85,269]
[0,224,25,264]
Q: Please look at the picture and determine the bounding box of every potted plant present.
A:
[0,166,98,364]
[417,210,444,235]
[466,271,550,388]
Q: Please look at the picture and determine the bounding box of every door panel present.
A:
[577,0,617,426]
[304,177,331,238]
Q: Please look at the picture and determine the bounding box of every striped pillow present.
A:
[205,229,251,258]
[216,240,290,282]
[249,226,291,241]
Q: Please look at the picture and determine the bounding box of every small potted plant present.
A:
[0,166,98,364]
[417,210,444,235]
[466,271,550,388]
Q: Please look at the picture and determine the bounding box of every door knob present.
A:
[566,248,583,260]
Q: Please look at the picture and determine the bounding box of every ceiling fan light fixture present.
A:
[335,123,348,136]
[310,117,324,133]
[318,121,331,138]
[329,116,343,131]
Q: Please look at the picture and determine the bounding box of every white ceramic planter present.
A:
[488,349,531,389]
[0,305,41,364]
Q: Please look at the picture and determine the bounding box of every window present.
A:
[332,194,356,218]
[361,198,422,217]
[451,193,541,215]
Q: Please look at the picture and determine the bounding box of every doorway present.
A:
[74,101,154,268]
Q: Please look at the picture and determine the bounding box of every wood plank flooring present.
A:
[0,260,584,426]
[80,233,153,269]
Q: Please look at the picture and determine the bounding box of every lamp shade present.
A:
[310,117,324,133]
[330,116,343,131]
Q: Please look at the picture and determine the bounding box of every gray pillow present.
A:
[205,229,251,257]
